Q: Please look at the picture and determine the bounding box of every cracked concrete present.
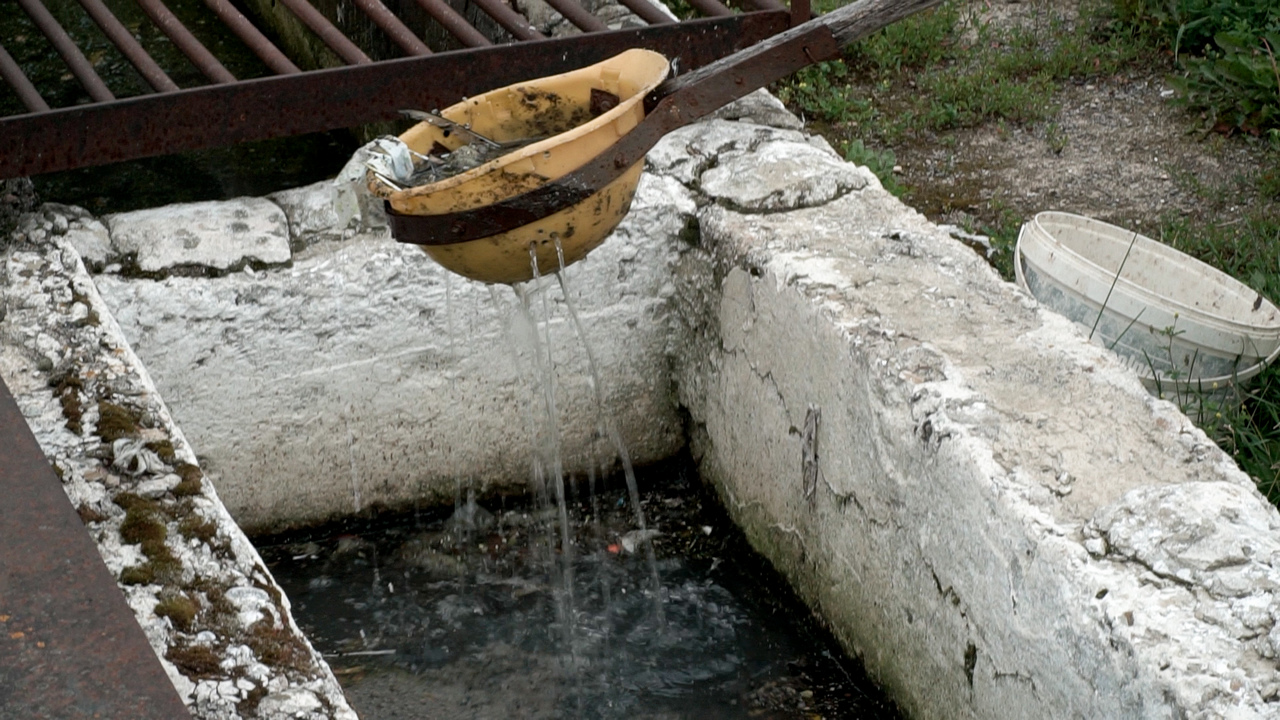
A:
[667,100,1280,718]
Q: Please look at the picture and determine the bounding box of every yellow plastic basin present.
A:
[369,49,670,284]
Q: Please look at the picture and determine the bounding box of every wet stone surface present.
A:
[257,460,900,720]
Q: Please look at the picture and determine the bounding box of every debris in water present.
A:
[618,528,660,554]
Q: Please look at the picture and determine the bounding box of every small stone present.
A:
[136,473,181,499]
[1084,538,1106,557]
[258,688,323,716]
[194,630,218,645]
[217,679,241,699]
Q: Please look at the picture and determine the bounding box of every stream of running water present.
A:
[258,251,900,719]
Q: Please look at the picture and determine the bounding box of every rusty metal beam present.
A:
[0,378,193,719]
[0,12,788,180]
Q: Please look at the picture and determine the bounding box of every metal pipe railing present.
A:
[412,0,494,47]
[542,0,609,32]
[469,0,545,40]
[134,0,238,83]
[78,0,180,92]
[616,0,677,25]
[15,0,115,101]
[685,0,735,17]
[203,0,302,74]
[354,0,433,56]
[275,0,374,65]
[0,42,50,113]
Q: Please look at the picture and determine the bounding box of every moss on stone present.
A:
[76,504,106,524]
[155,592,200,632]
[120,564,155,585]
[172,463,203,497]
[179,514,218,544]
[166,643,222,677]
[120,503,167,545]
[145,439,176,464]
[97,400,140,442]
[49,371,84,435]
[247,618,310,672]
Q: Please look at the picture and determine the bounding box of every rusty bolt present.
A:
[451,220,467,235]
[613,154,627,169]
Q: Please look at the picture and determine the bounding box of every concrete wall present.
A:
[665,116,1280,717]
[87,174,688,534]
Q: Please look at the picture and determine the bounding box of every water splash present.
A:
[553,236,664,625]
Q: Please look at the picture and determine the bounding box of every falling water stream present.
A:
[257,254,901,718]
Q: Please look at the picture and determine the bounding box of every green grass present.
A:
[775,0,1148,141]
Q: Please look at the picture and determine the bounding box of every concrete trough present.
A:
[3,90,1280,718]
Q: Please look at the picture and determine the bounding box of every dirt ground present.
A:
[859,0,1274,243]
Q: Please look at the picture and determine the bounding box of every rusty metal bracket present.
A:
[387,21,841,247]
[0,378,193,719]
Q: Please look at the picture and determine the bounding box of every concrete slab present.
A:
[668,122,1280,717]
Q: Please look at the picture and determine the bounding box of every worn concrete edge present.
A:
[666,117,1280,717]
[0,228,357,719]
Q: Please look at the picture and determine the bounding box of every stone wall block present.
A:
[106,198,292,274]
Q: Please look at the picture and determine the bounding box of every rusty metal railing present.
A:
[0,0,810,180]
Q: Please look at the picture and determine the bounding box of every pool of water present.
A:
[257,458,901,720]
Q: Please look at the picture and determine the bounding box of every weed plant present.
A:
[1115,0,1280,134]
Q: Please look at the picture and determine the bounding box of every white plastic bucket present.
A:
[1014,211,1280,398]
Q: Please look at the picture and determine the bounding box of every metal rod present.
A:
[683,0,734,18]
[353,0,433,56]
[77,0,179,92]
[0,12,789,178]
[202,0,302,74]
[615,0,676,25]
[0,42,51,113]
[15,0,115,102]
[541,0,608,32]
[468,0,545,40]
[275,0,374,65]
[411,0,493,47]
[789,0,810,26]
[0,379,194,720]
[133,0,237,83]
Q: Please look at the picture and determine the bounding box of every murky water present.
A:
[257,459,901,720]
